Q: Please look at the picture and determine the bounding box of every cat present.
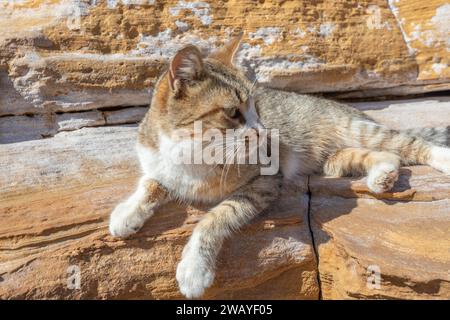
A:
[109,33,450,298]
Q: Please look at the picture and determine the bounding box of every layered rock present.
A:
[2,96,449,299]
[350,96,450,130]
[310,166,450,299]
[0,126,318,299]
[1,0,449,120]
[310,97,450,299]
[1,0,450,299]
[0,106,147,143]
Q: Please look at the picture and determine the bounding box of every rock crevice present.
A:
[305,175,323,299]
[0,105,148,143]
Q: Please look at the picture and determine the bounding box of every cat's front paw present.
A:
[109,202,145,238]
[176,242,215,299]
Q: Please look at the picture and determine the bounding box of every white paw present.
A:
[176,237,215,299]
[429,146,450,174]
[109,201,145,238]
[367,163,399,194]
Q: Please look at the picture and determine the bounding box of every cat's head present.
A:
[150,33,262,136]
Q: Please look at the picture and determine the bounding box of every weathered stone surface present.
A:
[388,0,450,81]
[1,0,449,118]
[310,166,450,299]
[4,52,157,115]
[56,110,105,131]
[270,97,450,300]
[2,95,449,144]
[350,96,450,130]
[0,106,148,143]
[310,98,450,299]
[1,0,449,298]
[0,113,55,143]
[0,126,318,299]
[104,106,147,125]
[1,69,449,299]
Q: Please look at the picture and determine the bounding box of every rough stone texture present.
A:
[3,95,449,144]
[1,96,449,299]
[0,126,318,299]
[388,0,450,81]
[104,106,147,125]
[310,166,450,299]
[350,96,450,130]
[0,106,147,143]
[0,113,56,143]
[1,0,450,300]
[1,0,449,118]
[310,97,450,299]
[56,110,105,131]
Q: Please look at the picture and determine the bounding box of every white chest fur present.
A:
[136,135,220,203]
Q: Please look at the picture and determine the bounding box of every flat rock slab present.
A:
[311,96,450,299]
[0,126,318,299]
[351,96,450,130]
[310,167,450,299]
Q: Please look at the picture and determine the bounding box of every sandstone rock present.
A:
[3,95,448,144]
[309,97,450,299]
[350,96,450,130]
[104,106,148,125]
[310,98,450,299]
[1,94,449,299]
[1,2,450,297]
[1,0,449,118]
[0,106,148,143]
[0,113,55,144]
[310,166,450,299]
[0,126,318,299]
[388,0,450,81]
[56,110,105,131]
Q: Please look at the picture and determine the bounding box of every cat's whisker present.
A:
[219,147,233,193]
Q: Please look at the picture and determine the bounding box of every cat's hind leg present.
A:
[109,177,169,237]
[346,120,450,174]
[324,147,401,194]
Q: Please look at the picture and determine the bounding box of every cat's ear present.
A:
[208,32,243,66]
[168,45,204,92]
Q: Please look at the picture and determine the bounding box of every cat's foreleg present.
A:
[324,147,401,194]
[109,177,169,237]
[176,174,282,299]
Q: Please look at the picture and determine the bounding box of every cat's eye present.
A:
[225,107,241,119]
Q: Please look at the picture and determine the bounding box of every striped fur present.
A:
[404,126,450,147]
[341,119,433,165]
[110,35,450,298]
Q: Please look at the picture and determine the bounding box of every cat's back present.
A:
[255,87,367,129]
[255,87,372,173]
